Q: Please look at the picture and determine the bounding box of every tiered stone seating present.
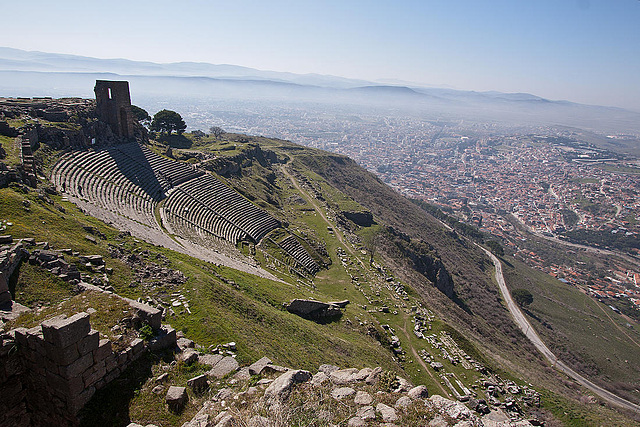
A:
[163,174,281,244]
[51,143,322,275]
[278,235,320,274]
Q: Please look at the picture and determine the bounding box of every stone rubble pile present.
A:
[155,356,539,427]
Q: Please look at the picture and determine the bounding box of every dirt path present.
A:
[480,245,640,414]
[280,164,364,267]
[282,164,454,396]
[398,317,451,397]
[591,298,640,350]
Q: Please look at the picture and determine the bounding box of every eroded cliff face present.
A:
[385,227,455,298]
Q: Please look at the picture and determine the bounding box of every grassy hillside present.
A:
[2,126,639,425]
[501,256,640,404]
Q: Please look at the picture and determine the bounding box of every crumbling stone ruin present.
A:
[0,238,27,306]
[0,303,175,426]
[94,80,135,140]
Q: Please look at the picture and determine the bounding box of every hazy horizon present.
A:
[1,0,639,111]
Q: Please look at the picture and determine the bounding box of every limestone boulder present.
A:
[263,369,312,402]
[165,386,187,411]
[181,349,199,365]
[354,390,373,405]
[187,374,208,392]
[208,356,239,379]
[408,385,429,399]
[356,405,376,420]
[331,386,356,400]
[376,403,398,422]
[329,367,359,385]
[248,356,272,376]
[285,299,342,321]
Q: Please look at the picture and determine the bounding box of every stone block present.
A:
[69,385,95,414]
[165,386,187,411]
[12,328,28,347]
[125,299,162,330]
[104,367,120,384]
[78,330,99,355]
[105,354,117,372]
[59,351,93,379]
[248,356,272,376]
[130,338,144,355]
[83,362,107,388]
[148,325,176,351]
[45,340,79,366]
[94,339,112,363]
[65,375,86,396]
[181,349,199,365]
[44,355,59,375]
[46,371,69,396]
[176,337,194,350]
[4,355,24,377]
[25,326,44,350]
[187,374,209,392]
[117,351,128,366]
[41,313,90,348]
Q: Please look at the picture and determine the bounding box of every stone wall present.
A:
[0,308,175,426]
[94,80,134,139]
[0,240,27,305]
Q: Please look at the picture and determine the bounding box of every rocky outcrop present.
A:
[177,360,536,427]
[284,299,345,322]
[388,228,455,298]
[200,144,282,177]
[342,210,374,227]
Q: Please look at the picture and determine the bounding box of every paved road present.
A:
[479,246,640,414]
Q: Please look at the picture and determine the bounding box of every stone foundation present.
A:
[0,308,175,426]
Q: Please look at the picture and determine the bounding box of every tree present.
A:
[131,105,151,125]
[362,228,381,265]
[209,126,225,138]
[486,240,504,257]
[512,289,533,308]
[151,109,186,135]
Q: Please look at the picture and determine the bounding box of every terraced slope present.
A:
[50,143,202,228]
[50,143,292,261]
[163,174,280,244]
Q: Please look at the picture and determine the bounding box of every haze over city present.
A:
[2,0,640,111]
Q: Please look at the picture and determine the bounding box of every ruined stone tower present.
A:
[94,80,134,139]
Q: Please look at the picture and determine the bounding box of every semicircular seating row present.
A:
[277,235,320,275]
[50,143,281,245]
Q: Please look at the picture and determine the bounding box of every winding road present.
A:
[479,246,640,414]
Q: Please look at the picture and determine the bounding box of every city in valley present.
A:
[178,101,640,319]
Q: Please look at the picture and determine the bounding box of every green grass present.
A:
[4,132,640,425]
[501,256,640,404]
[5,291,132,344]
[0,134,20,166]
[9,262,73,306]
[596,163,640,175]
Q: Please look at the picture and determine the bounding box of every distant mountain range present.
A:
[1,47,639,135]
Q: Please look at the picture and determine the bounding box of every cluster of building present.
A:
[187,103,640,313]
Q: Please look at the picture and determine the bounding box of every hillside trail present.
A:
[479,245,640,414]
[591,296,640,350]
[281,164,452,397]
[280,165,355,259]
[398,317,451,397]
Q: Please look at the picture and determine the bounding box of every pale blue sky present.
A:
[2,0,639,110]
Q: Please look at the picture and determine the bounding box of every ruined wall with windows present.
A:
[94,80,135,139]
